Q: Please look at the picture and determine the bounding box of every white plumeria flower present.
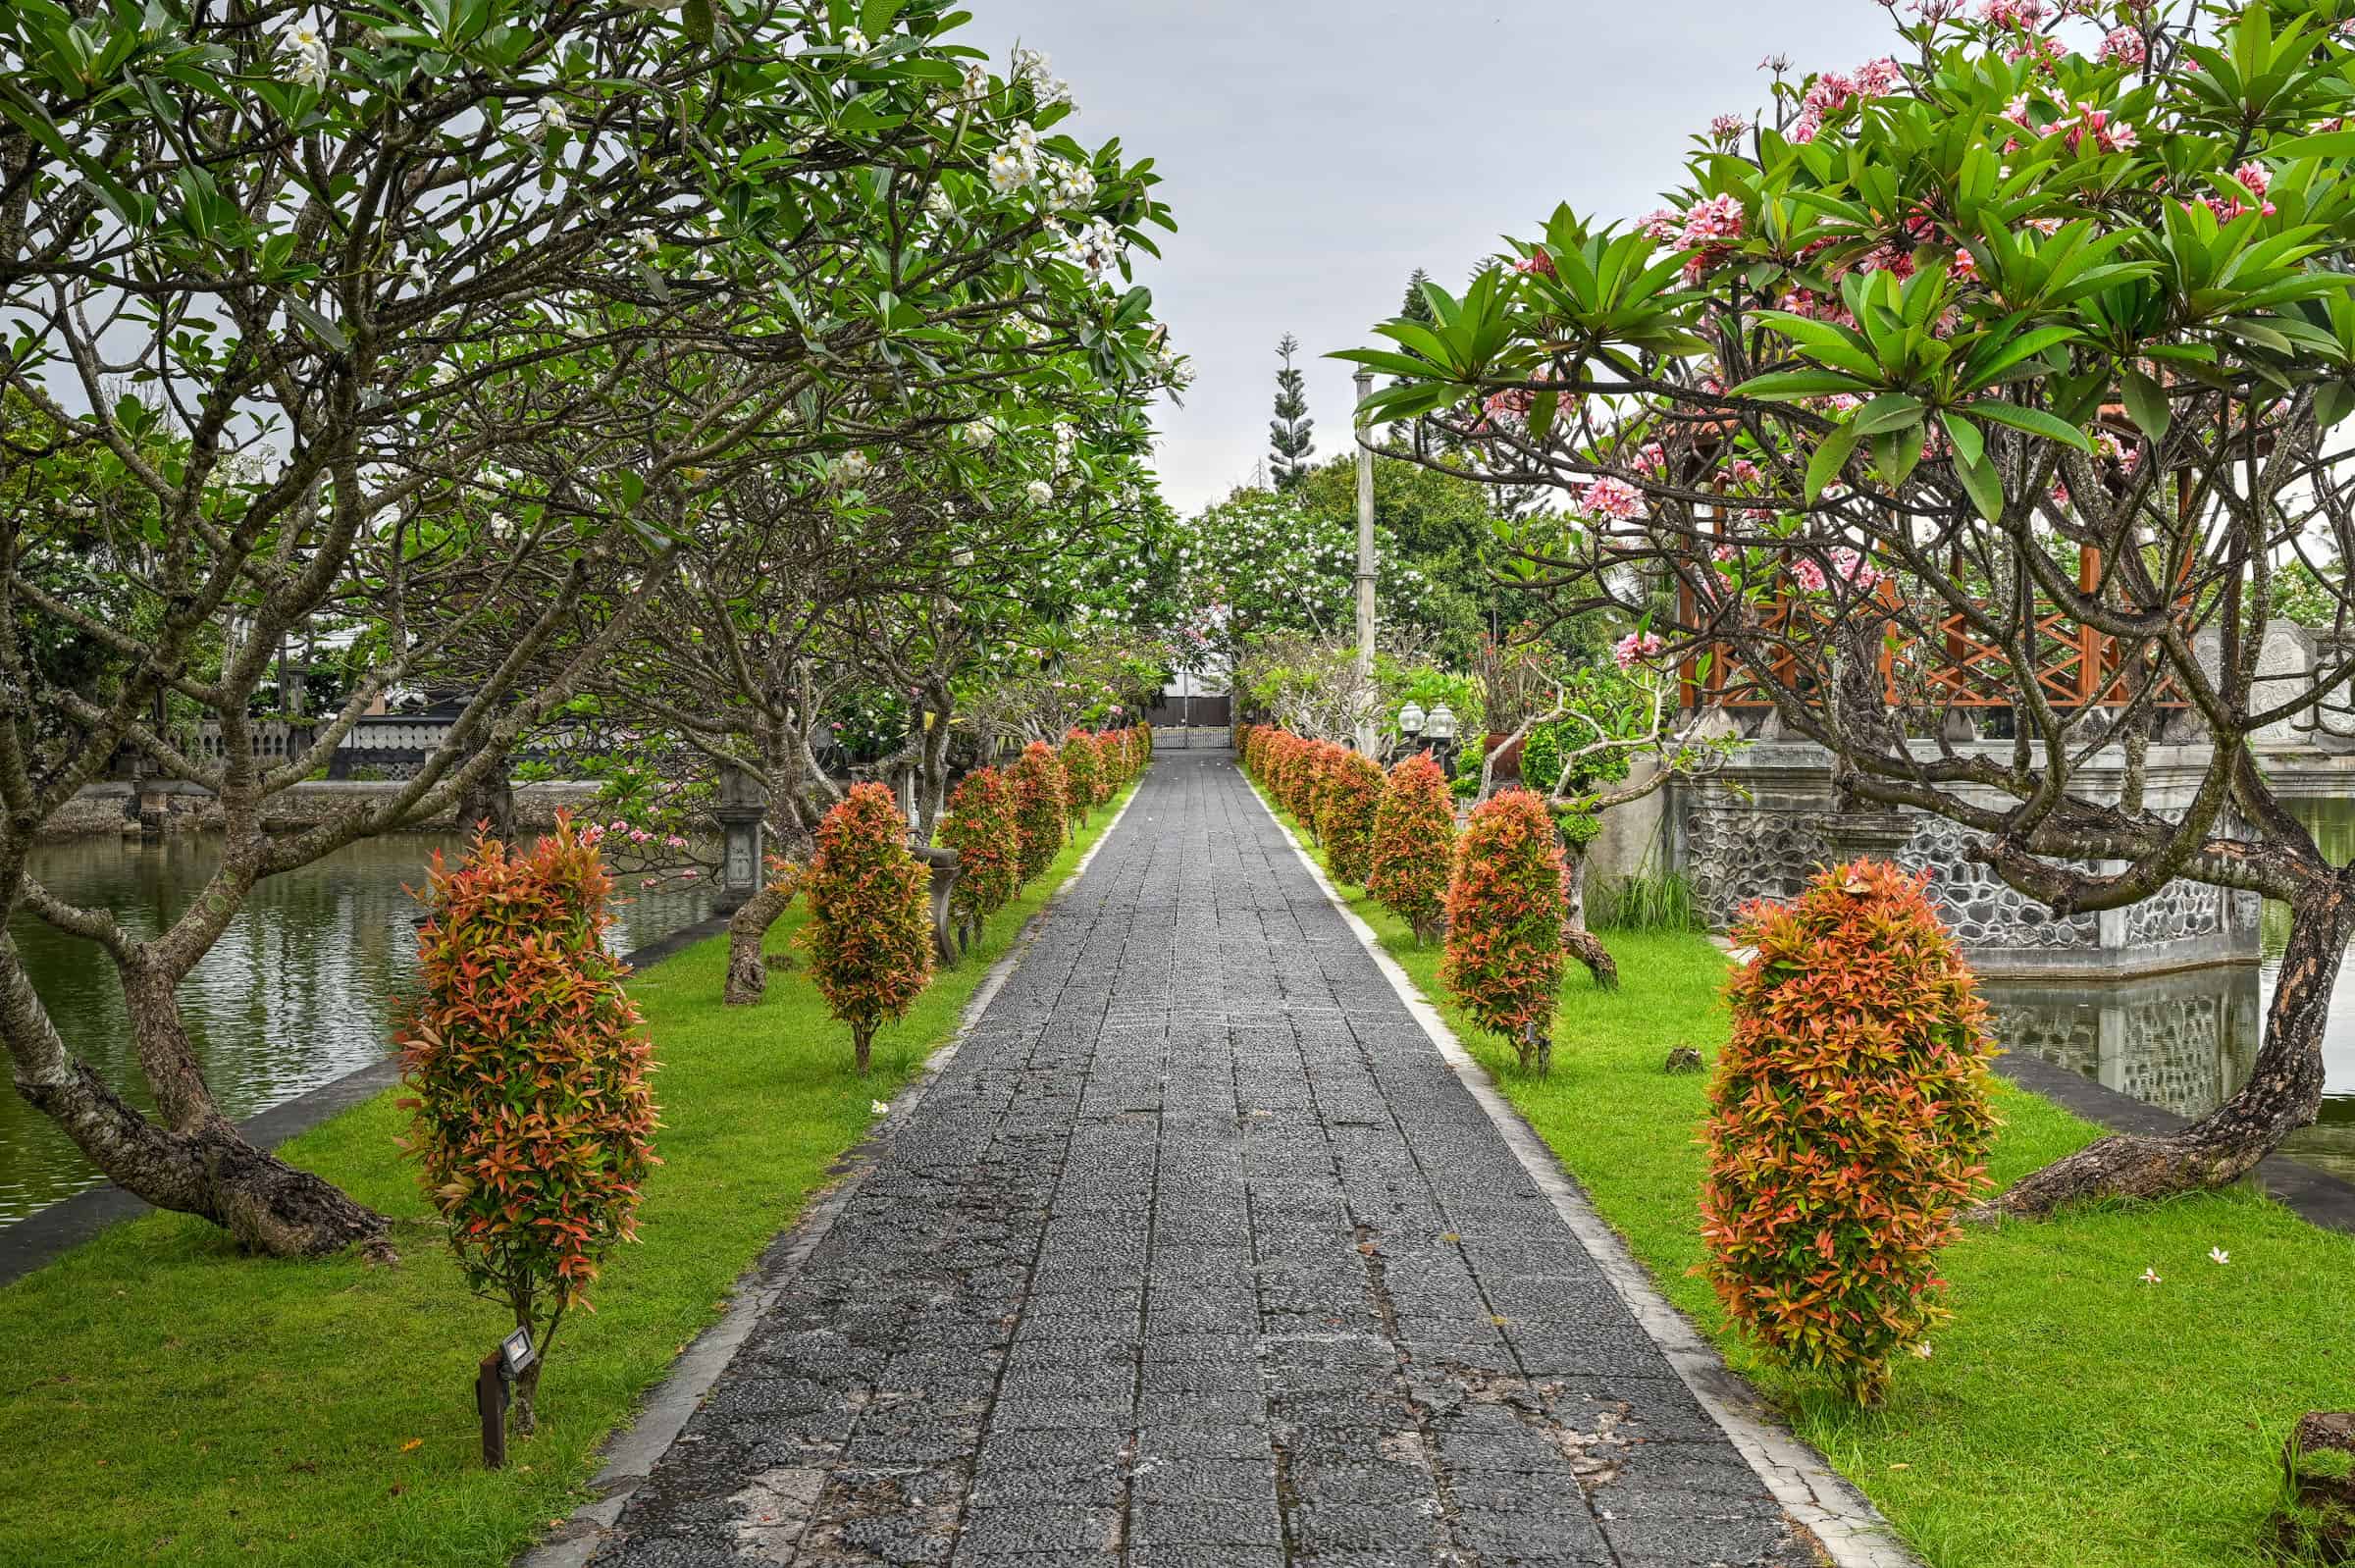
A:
[962,421,996,449]
[924,184,956,219]
[630,229,658,257]
[869,1099,890,1116]
[1003,120,1042,159]
[2209,1247,2229,1266]
[1026,479,1054,506]
[986,149,1031,197]
[2140,1267,2162,1286]
[839,26,869,54]
[527,94,570,141]
[961,62,990,99]
[280,21,330,88]
[837,450,871,483]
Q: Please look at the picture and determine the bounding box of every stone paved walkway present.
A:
[592,752,1819,1568]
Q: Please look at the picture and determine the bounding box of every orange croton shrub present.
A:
[1319,750,1386,888]
[939,765,1020,937]
[1440,787,1566,1073]
[397,815,656,1435]
[1061,727,1105,824]
[803,783,935,1073]
[1010,740,1069,883]
[1701,858,1999,1406]
[1367,750,1455,945]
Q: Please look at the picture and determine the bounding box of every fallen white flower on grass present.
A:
[2140,1267,2162,1286]
[2209,1247,2229,1266]
[1910,1342,1932,1359]
[869,1100,890,1116]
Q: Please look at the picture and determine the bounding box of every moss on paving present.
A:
[0,788,1130,1568]
[1261,783,2355,1568]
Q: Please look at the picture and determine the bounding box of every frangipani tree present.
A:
[1350,0,2355,1214]
[0,0,1173,1252]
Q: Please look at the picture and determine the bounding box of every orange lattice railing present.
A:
[1678,549,2190,712]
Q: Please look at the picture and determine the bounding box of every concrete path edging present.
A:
[1249,781,1924,1568]
[517,786,1142,1568]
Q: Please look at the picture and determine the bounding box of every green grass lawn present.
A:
[1257,783,2355,1568]
[0,787,1131,1568]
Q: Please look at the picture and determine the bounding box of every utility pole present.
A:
[1352,369,1378,755]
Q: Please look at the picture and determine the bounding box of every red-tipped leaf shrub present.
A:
[1061,728,1105,826]
[1011,740,1069,883]
[397,816,656,1437]
[1319,751,1386,887]
[1440,788,1566,1073]
[1368,751,1455,944]
[1701,859,1999,1405]
[803,783,935,1073]
[939,765,1021,939]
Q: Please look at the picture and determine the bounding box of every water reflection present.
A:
[1984,797,2355,1180]
[0,832,707,1225]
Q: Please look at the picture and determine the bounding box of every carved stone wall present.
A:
[1677,744,2258,973]
[1682,802,2101,949]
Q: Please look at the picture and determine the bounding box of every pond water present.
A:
[0,832,708,1225]
[1984,798,2355,1180]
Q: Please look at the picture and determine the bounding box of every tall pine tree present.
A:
[1400,268,1437,324]
[1269,333,1314,492]
[1395,271,1439,455]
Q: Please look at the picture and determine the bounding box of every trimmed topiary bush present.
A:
[1701,858,1999,1406]
[1368,751,1455,945]
[397,815,656,1437]
[1320,751,1386,887]
[1061,728,1105,826]
[1440,788,1566,1073]
[939,765,1020,943]
[1011,740,1069,883]
[803,783,935,1073]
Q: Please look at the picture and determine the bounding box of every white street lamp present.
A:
[1425,703,1457,741]
[1397,702,1426,737]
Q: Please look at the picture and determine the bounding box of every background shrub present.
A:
[1440,788,1566,1073]
[1061,728,1105,825]
[803,783,935,1073]
[939,765,1020,940]
[1367,751,1455,944]
[1320,751,1386,887]
[1011,740,1069,882]
[1701,858,1999,1405]
[397,817,655,1437]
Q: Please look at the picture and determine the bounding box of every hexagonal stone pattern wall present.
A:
[590,751,1818,1568]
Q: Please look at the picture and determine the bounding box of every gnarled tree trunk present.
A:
[1983,884,2354,1219]
[0,937,385,1257]
[722,880,797,1006]
[1557,844,1619,990]
[452,740,516,843]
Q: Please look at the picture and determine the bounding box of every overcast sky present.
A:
[966,0,1883,513]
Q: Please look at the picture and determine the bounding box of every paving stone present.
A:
[587,752,1805,1567]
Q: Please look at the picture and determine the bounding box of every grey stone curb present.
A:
[1250,781,1924,1568]
[516,784,1143,1568]
[0,914,734,1288]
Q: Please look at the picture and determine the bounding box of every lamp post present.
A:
[713,761,765,914]
[1425,702,1458,778]
[1353,368,1377,757]
[1395,701,1425,765]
